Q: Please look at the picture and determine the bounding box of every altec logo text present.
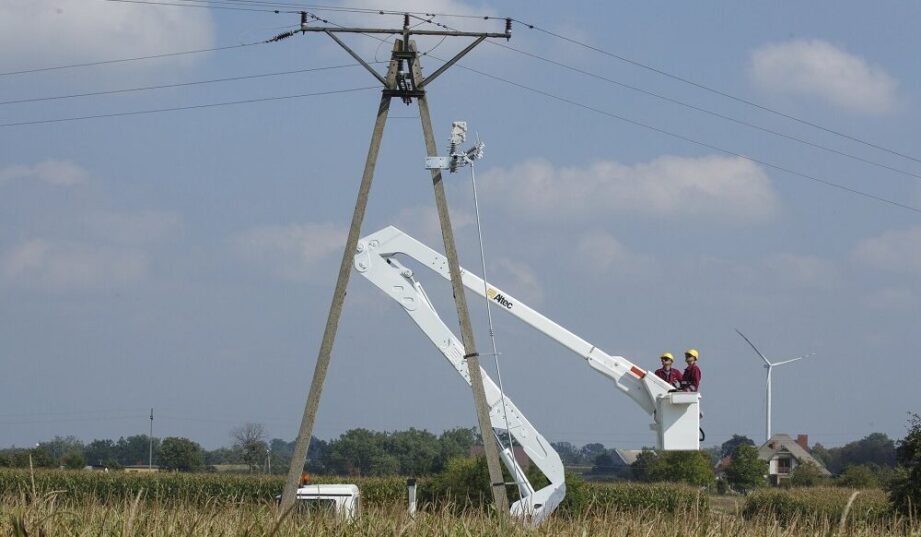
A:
[487,288,513,309]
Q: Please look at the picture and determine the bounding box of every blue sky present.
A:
[1,0,919,450]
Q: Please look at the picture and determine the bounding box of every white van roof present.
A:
[295,484,360,497]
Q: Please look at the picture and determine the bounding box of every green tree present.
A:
[115,435,159,466]
[61,450,85,469]
[41,436,84,466]
[550,442,581,465]
[631,449,658,481]
[159,437,204,472]
[837,464,880,489]
[889,413,921,516]
[436,428,476,472]
[306,437,328,474]
[428,456,507,510]
[724,444,766,493]
[231,423,268,469]
[812,433,896,474]
[388,428,440,475]
[647,451,714,487]
[811,442,833,468]
[30,446,55,468]
[789,461,825,486]
[325,428,394,476]
[590,451,617,476]
[84,439,118,467]
[721,434,755,458]
[580,443,606,463]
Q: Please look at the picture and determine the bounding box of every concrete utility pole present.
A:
[148,408,154,470]
[279,16,513,516]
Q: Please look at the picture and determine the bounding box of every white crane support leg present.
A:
[355,246,565,524]
[354,226,700,451]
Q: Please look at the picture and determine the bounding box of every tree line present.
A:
[0,425,480,476]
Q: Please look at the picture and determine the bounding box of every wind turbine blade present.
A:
[773,352,815,367]
[735,329,771,366]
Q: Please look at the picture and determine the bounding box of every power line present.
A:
[0,63,367,106]
[0,41,266,78]
[486,41,921,184]
[512,18,921,166]
[164,0,498,19]
[0,86,377,128]
[90,1,919,172]
[103,0,286,13]
[445,61,921,215]
[294,11,921,215]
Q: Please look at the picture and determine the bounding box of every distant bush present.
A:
[581,481,708,515]
[1,462,710,519]
[742,487,890,525]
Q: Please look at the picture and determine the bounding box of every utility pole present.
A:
[148,408,154,470]
[279,14,513,516]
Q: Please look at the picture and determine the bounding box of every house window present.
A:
[777,457,792,475]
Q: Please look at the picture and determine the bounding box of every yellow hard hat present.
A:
[660,352,674,361]
[685,348,699,359]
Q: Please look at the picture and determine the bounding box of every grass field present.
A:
[1,470,919,536]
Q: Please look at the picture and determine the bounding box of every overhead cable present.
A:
[0,86,377,128]
[512,18,921,166]
[0,41,265,78]
[0,63,367,106]
[447,61,921,215]
[486,41,921,184]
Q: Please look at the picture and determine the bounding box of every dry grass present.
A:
[3,492,920,537]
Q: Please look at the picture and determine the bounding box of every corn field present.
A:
[1,470,919,536]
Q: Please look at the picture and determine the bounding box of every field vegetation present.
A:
[1,469,920,536]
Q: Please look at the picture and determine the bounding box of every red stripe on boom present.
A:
[631,366,646,378]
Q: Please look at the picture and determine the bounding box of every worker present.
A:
[654,352,682,387]
[681,348,702,392]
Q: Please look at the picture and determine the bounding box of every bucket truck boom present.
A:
[355,229,565,524]
[354,226,701,452]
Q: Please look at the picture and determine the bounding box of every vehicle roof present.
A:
[295,483,360,497]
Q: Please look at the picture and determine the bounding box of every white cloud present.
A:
[1,239,147,291]
[0,0,215,74]
[0,160,89,187]
[478,155,776,221]
[764,253,840,289]
[852,227,921,273]
[750,39,898,115]
[231,223,346,281]
[574,231,658,279]
[89,210,183,245]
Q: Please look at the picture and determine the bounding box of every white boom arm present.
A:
[355,226,701,451]
[354,234,565,524]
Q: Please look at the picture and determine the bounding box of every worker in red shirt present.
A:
[681,348,702,392]
[654,352,683,387]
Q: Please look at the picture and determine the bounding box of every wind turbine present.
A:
[735,329,815,443]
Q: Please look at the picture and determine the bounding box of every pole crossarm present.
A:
[300,27,510,39]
